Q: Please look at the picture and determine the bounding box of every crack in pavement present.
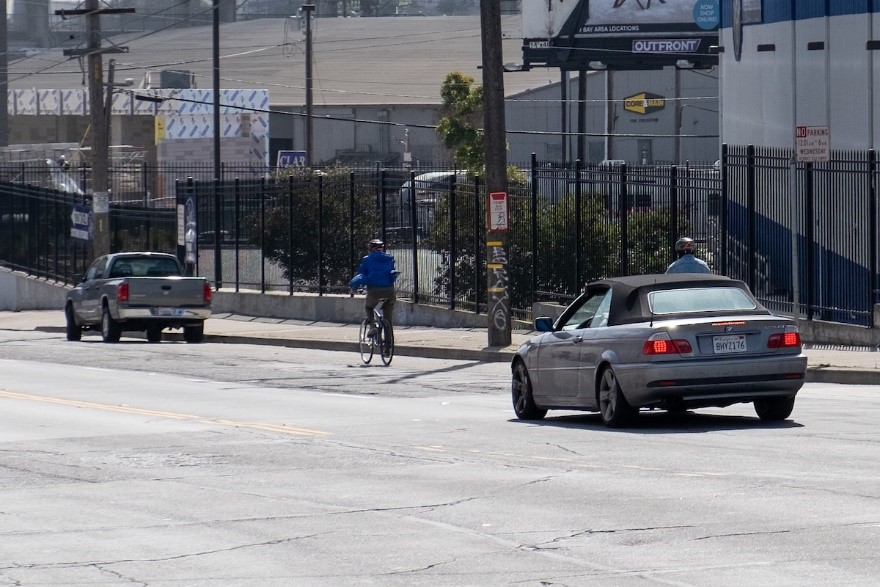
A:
[0,532,327,572]
[533,524,695,548]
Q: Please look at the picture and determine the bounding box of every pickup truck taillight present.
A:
[203,282,213,303]
[116,283,129,302]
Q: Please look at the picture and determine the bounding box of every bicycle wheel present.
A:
[359,319,374,364]
[379,319,394,365]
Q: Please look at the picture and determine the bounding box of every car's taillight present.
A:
[768,326,801,349]
[116,282,129,302]
[642,333,692,355]
[203,282,213,303]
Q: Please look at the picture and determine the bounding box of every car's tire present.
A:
[101,306,121,343]
[754,396,795,421]
[183,323,204,343]
[598,366,637,428]
[65,304,81,341]
[146,327,163,343]
[512,361,547,420]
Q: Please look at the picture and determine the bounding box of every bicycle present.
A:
[359,298,394,365]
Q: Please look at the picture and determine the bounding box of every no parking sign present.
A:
[488,192,508,232]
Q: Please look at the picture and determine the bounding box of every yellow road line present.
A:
[0,389,332,437]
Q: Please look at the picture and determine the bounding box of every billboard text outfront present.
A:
[522,0,720,71]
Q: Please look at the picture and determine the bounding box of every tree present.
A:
[253,168,378,290]
[436,72,484,174]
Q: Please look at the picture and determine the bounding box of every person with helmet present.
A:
[350,239,398,328]
[666,236,711,274]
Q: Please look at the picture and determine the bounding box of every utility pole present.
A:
[0,0,8,147]
[213,0,222,288]
[57,1,134,258]
[302,4,314,167]
[480,0,510,347]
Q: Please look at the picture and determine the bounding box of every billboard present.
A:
[522,0,720,71]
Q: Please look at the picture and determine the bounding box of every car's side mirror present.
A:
[534,316,554,332]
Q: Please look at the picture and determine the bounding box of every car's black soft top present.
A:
[586,274,768,325]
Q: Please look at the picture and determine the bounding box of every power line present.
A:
[123,88,718,139]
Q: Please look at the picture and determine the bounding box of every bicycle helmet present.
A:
[369,239,384,251]
[674,237,696,254]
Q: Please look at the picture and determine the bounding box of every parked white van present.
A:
[399,171,468,204]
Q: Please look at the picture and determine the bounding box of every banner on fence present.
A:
[70,205,91,241]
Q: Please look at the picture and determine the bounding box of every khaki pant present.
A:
[365,286,396,325]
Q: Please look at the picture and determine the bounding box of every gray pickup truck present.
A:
[65,252,212,343]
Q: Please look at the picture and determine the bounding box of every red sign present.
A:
[488,192,508,232]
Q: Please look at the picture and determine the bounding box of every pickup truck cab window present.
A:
[85,257,107,281]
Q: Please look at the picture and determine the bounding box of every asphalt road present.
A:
[1,331,879,585]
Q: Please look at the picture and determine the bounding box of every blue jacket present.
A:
[350,251,398,289]
[666,254,711,274]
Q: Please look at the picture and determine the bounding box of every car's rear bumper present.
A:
[117,307,211,321]
[613,354,807,408]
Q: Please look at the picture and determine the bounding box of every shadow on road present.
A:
[510,410,804,433]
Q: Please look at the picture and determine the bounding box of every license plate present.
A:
[713,334,747,354]
[155,307,183,317]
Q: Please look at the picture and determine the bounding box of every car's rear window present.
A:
[648,287,756,314]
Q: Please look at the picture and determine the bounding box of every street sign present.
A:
[488,192,508,232]
[70,205,91,241]
[795,125,830,163]
[277,150,307,168]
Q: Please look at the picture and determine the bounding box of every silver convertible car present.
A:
[511,274,807,427]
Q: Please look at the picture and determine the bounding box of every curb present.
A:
[804,367,880,386]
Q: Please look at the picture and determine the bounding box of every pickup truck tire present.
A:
[183,323,204,343]
[65,305,82,341]
[101,306,122,343]
[146,327,163,343]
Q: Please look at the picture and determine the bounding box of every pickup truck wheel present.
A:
[183,323,204,343]
[146,327,163,343]
[65,305,81,341]
[101,307,122,343]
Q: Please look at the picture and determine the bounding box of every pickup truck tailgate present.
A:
[125,277,207,306]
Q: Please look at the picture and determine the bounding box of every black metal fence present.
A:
[2,147,878,327]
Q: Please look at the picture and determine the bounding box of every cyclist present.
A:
[666,236,711,274]
[350,239,398,333]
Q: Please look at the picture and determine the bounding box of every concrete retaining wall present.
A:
[0,269,68,311]
[211,289,498,329]
[0,268,499,329]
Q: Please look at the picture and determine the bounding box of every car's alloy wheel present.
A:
[754,396,795,421]
[101,307,121,343]
[598,367,636,428]
[512,362,547,420]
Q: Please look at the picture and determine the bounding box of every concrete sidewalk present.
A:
[3,310,880,385]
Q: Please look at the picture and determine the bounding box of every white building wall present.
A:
[875,12,880,148]
[721,11,880,150]
[829,14,874,149]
